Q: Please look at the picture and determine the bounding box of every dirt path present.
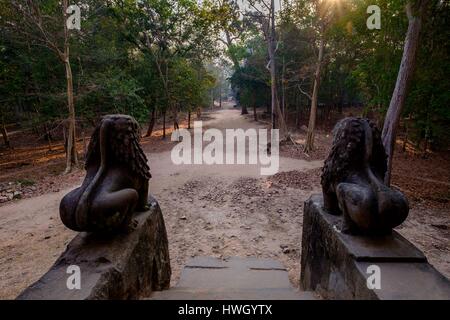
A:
[0,103,323,299]
[1,103,449,299]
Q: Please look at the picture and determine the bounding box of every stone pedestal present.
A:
[17,195,171,300]
[300,194,450,300]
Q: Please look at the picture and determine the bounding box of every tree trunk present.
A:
[304,36,325,153]
[269,0,276,130]
[44,122,53,151]
[145,109,156,137]
[63,126,67,152]
[63,0,78,174]
[162,111,166,139]
[402,114,411,152]
[282,56,286,122]
[219,85,222,108]
[382,0,428,185]
[82,129,87,158]
[241,104,248,115]
[188,111,191,129]
[63,58,78,174]
[422,99,431,158]
[1,120,11,148]
[268,0,287,137]
[253,105,257,121]
[173,107,179,131]
[297,94,301,128]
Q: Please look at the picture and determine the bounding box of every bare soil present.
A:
[0,103,448,299]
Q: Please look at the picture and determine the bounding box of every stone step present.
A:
[149,287,316,300]
[147,256,318,300]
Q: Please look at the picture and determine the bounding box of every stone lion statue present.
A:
[321,117,409,235]
[60,114,151,233]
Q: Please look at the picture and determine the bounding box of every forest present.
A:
[1,0,449,173]
[0,0,449,300]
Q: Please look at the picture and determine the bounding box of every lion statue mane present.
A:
[60,114,151,233]
[321,117,409,235]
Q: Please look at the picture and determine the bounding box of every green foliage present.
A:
[229,34,270,109]
[403,0,450,148]
[0,0,221,132]
[1,0,449,151]
[229,0,449,149]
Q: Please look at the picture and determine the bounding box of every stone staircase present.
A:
[148,256,317,300]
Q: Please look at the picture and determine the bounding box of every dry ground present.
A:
[0,103,448,299]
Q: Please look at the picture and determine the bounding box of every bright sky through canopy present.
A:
[237,0,282,12]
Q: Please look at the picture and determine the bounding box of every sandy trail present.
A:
[0,104,322,299]
[2,104,448,300]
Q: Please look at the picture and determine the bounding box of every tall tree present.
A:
[111,0,218,137]
[4,0,78,173]
[301,0,336,153]
[247,0,288,137]
[304,30,324,153]
[382,0,430,185]
[0,110,11,148]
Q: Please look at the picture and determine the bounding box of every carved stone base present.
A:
[300,194,450,300]
[17,195,171,300]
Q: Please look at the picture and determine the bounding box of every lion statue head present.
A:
[321,117,386,194]
[85,114,151,180]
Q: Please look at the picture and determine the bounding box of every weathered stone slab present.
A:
[185,256,286,270]
[300,194,450,300]
[17,195,171,300]
[150,256,316,300]
[179,257,290,290]
[149,287,317,300]
[185,256,228,269]
[355,261,450,300]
